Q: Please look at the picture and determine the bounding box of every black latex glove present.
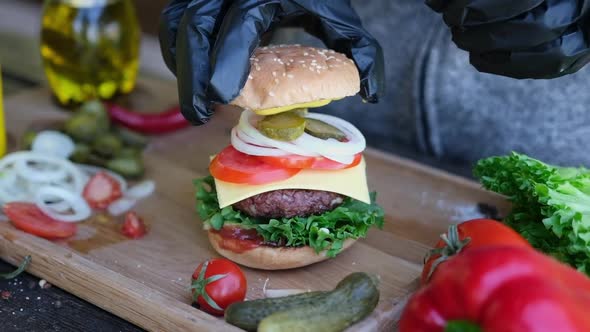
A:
[159,0,384,125]
[426,0,590,79]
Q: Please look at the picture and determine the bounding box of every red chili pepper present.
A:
[400,246,590,332]
[105,103,189,134]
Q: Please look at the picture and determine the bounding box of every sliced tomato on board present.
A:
[121,211,147,239]
[83,172,123,209]
[210,146,300,185]
[258,153,362,170]
[4,202,77,239]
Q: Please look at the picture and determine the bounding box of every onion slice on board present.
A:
[35,186,92,223]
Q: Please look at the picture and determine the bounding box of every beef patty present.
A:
[232,189,344,218]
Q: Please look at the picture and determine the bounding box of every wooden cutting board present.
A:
[0,78,509,331]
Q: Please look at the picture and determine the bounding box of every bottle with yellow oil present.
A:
[40,0,140,106]
[0,65,6,156]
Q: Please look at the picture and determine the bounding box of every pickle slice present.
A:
[258,111,306,141]
[304,118,346,140]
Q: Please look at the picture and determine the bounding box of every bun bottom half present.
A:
[208,230,357,270]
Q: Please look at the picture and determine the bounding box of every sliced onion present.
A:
[293,113,366,156]
[35,186,91,222]
[231,127,289,156]
[31,130,76,159]
[107,198,136,216]
[238,110,319,157]
[125,180,155,199]
[0,152,86,193]
[14,158,69,183]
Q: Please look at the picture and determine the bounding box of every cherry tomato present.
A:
[4,202,77,239]
[258,153,362,170]
[83,172,123,209]
[191,258,247,315]
[421,218,532,284]
[210,146,300,184]
[121,211,147,239]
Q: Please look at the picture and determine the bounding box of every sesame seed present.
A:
[329,50,335,53]
[310,54,316,57]
[256,67,260,71]
[311,59,317,63]
[272,71,277,77]
[248,75,253,80]
[287,74,294,79]
[282,72,286,77]
[349,59,354,63]
[262,46,268,50]
[309,67,314,72]
[316,70,321,74]
[298,60,305,63]
[289,59,294,62]
[302,64,307,67]
[303,52,309,56]
[268,91,275,96]
[336,58,342,62]
[274,78,279,84]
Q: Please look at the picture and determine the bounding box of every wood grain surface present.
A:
[0,78,510,331]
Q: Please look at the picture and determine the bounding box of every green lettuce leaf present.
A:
[474,152,590,273]
[193,176,384,257]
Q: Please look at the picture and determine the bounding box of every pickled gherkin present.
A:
[258,111,306,141]
[40,0,140,105]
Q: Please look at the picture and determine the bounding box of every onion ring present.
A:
[231,127,289,156]
[35,186,91,223]
[238,110,319,157]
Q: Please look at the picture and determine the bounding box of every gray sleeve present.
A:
[272,0,590,168]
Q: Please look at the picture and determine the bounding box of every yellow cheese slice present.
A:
[214,158,370,208]
[253,99,339,115]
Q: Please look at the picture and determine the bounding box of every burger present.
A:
[194,44,384,270]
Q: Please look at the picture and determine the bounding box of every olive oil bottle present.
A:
[40,0,140,105]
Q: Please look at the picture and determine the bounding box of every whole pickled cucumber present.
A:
[92,133,123,158]
[258,111,306,141]
[225,272,379,332]
[225,291,327,331]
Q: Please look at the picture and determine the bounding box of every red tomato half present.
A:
[191,258,247,315]
[210,146,300,184]
[258,153,362,170]
[421,218,532,284]
[4,202,77,239]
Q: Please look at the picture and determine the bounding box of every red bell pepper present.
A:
[400,246,590,332]
[105,103,189,134]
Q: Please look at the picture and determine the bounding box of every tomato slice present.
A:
[258,153,362,170]
[210,146,301,185]
[4,202,77,239]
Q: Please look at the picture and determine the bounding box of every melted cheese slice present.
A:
[253,99,339,115]
[214,158,370,208]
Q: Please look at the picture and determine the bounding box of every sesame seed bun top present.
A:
[230,45,360,111]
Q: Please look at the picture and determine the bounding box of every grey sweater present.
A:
[276,1,590,168]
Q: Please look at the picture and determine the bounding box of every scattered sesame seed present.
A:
[268,91,275,97]
[282,72,286,77]
[311,59,317,63]
[316,70,321,74]
[274,78,279,84]
[302,64,306,67]
[287,74,294,79]
[256,67,261,71]
[329,50,335,54]
[336,58,342,62]
[272,71,277,77]
[248,75,253,80]
[349,59,354,63]
[309,67,314,72]
[303,52,309,56]
[289,59,294,62]
[298,60,305,63]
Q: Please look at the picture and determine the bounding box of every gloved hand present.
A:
[159,0,384,125]
[426,0,590,79]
